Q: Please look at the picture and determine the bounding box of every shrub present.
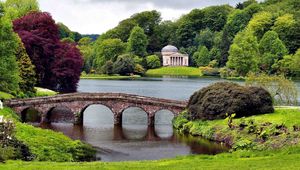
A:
[187,82,274,120]
[102,60,114,75]
[134,64,146,75]
[199,66,220,76]
[113,54,135,75]
[146,55,161,69]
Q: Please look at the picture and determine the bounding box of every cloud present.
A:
[73,0,243,10]
[38,0,247,34]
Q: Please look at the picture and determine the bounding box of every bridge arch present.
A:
[154,109,175,125]
[121,106,149,126]
[79,104,115,125]
[20,107,42,123]
[46,106,74,123]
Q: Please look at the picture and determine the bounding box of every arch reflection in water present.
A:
[155,110,174,139]
[82,105,115,143]
[122,107,148,140]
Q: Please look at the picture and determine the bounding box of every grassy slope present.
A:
[0,91,14,100]
[81,74,141,80]
[35,87,58,97]
[0,107,95,162]
[146,67,202,77]
[174,108,300,150]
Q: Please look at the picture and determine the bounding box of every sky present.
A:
[38,0,249,34]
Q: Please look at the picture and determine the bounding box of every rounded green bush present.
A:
[187,82,274,120]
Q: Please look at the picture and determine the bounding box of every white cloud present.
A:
[38,0,247,34]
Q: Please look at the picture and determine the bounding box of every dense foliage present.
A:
[16,39,36,97]
[0,4,19,94]
[187,82,274,120]
[82,0,300,77]
[13,12,83,92]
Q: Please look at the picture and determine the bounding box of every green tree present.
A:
[146,55,160,69]
[202,5,233,32]
[258,31,287,72]
[247,11,274,40]
[113,54,135,75]
[16,39,36,96]
[272,14,300,54]
[4,0,39,20]
[102,60,114,75]
[78,37,93,73]
[277,49,300,76]
[61,37,75,43]
[94,38,126,69]
[127,26,148,57]
[209,47,221,63]
[193,46,210,67]
[227,30,259,76]
[195,29,214,50]
[220,3,261,66]
[0,8,19,93]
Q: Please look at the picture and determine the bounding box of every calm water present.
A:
[37,77,300,162]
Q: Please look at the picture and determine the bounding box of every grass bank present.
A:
[0,91,14,100]
[146,67,202,77]
[81,74,141,80]
[0,107,96,162]
[173,108,300,150]
[35,87,58,97]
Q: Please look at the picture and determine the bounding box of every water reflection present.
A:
[36,103,229,162]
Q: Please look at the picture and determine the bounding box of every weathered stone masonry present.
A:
[4,93,187,126]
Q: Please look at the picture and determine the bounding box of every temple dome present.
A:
[162,45,178,53]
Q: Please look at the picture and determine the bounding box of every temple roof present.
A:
[161,45,178,53]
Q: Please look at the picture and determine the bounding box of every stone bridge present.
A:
[4,93,187,126]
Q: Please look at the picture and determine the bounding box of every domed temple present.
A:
[162,45,189,66]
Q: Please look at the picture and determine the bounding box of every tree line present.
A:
[1,0,299,97]
[78,0,299,77]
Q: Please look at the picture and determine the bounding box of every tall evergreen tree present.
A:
[16,38,36,96]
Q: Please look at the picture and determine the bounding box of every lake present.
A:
[38,77,300,162]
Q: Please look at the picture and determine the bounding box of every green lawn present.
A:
[2,149,300,170]
[81,74,141,80]
[35,87,58,97]
[146,67,202,77]
[0,91,14,100]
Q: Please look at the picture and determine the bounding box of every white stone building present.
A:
[162,45,189,66]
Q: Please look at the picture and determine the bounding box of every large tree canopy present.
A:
[0,3,19,93]
[4,0,39,20]
[13,12,83,92]
[127,26,148,57]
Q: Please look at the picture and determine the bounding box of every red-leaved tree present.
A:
[13,12,83,92]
